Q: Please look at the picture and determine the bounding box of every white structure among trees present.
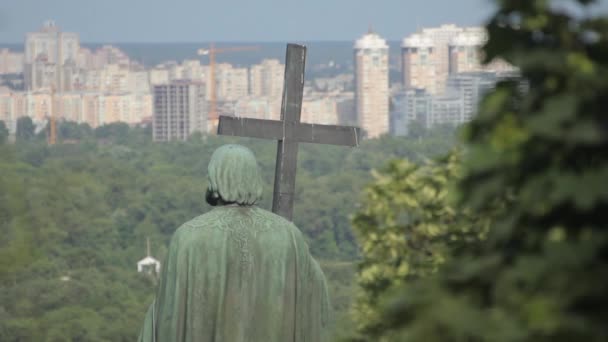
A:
[137,238,161,274]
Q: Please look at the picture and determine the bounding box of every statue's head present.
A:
[206,144,264,206]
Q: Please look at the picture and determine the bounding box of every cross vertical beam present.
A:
[273,44,306,220]
[217,44,361,221]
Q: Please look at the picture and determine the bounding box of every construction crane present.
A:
[48,85,57,145]
[49,30,62,145]
[197,43,259,130]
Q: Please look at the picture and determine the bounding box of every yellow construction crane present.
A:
[48,85,57,145]
[197,43,259,130]
[49,30,62,145]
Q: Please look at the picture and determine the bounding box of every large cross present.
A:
[217,44,361,221]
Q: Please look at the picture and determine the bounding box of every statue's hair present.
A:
[206,144,263,206]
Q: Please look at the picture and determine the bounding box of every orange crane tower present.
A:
[49,85,57,145]
[197,43,259,130]
[49,30,63,145]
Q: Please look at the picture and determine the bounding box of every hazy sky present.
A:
[0,0,607,43]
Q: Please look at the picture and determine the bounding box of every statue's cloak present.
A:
[138,206,330,342]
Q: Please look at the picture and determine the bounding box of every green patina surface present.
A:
[138,145,331,342]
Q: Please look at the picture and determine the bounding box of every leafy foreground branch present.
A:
[351,0,608,341]
[350,154,492,340]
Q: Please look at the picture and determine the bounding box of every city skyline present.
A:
[0,0,498,43]
[0,21,521,139]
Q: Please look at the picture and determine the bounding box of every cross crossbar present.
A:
[218,116,359,146]
[217,43,361,220]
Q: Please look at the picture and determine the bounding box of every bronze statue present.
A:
[138,144,330,342]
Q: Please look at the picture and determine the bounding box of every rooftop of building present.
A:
[354,30,389,50]
[401,24,486,47]
[402,34,434,48]
[450,29,487,46]
[41,20,60,33]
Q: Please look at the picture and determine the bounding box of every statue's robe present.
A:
[138,205,331,342]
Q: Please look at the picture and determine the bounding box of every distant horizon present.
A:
[0,39,413,46]
[0,41,409,69]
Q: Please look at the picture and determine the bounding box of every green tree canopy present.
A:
[16,117,35,142]
[0,120,9,144]
[0,121,458,341]
[350,153,491,340]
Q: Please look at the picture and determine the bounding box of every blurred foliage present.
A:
[16,117,35,142]
[350,153,492,340]
[0,121,455,341]
[0,120,8,144]
[350,0,608,341]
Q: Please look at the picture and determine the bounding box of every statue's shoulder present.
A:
[248,207,301,230]
[251,207,292,225]
[249,207,309,242]
[172,207,303,241]
[170,209,227,238]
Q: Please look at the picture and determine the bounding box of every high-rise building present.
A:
[129,70,151,94]
[301,95,339,125]
[402,24,464,95]
[24,21,80,91]
[312,74,354,93]
[167,62,185,81]
[446,71,497,122]
[430,95,465,127]
[0,87,24,134]
[391,72,499,135]
[152,81,207,141]
[214,64,249,101]
[101,64,131,93]
[354,31,389,139]
[449,30,518,75]
[391,87,467,134]
[149,68,170,86]
[51,92,103,128]
[25,21,79,65]
[234,96,281,121]
[181,60,204,81]
[0,49,24,75]
[391,89,433,135]
[448,28,486,74]
[401,34,438,93]
[28,56,57,91]
[92,45,130,67]
[249,59,284,98]
[77,47,94,70]
[402,25,516,95]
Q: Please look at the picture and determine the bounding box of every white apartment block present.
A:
[401,34,438,94]
[301,95,340,125]
[181,60,205,81]
[129,70,151,94]
[234,96,282,121]
[402,24,464,95]
[24,21,80,92]
[0,88,23,133]
[354,31,390,139]
[0,88,152,130]
[249,59,284,98]
[0,49,24,75]
[213,63,249,101]
[25,21,80,65]
[402,25,516,95]
[149,68,170,86]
